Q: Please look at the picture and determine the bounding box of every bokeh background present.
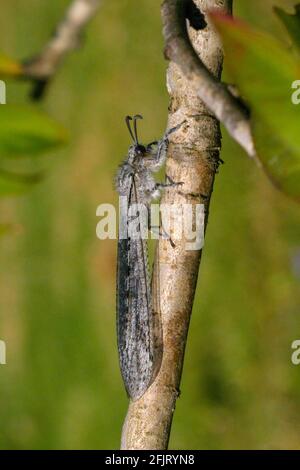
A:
[0,0,300,449]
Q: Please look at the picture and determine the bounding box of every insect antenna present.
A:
[125,115,135,142]
[133,114,143,145]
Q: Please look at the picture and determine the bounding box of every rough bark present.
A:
[121,0,232,450]
[162,0,255,157]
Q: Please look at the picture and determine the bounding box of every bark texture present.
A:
[121,0,232,450]
[162,0,255,157]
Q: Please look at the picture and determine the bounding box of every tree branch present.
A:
[22,0,101,99]
[162,0,256,158]
[120,0,233,450]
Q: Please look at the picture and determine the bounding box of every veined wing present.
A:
[117,176,159,400]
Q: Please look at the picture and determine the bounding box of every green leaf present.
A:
[211,13,300,201]
[0,105,68,156]
[0,51,22,78]
[274,4,300,53]
[0,169,43,196]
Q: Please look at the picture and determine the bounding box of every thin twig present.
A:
[162,0,256,157]
[121,0,232,450]
[22,0,101,99]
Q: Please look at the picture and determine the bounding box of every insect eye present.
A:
[136,145,146,156]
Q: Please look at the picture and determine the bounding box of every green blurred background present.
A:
[0,0,300,449]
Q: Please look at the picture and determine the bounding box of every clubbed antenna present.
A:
[133,114,143,144]
[125,115,135,142]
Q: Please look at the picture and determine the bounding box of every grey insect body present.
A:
[116,115,181,400]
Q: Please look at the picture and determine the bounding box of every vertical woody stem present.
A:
[23,0,101,99]
[121,0,232,450]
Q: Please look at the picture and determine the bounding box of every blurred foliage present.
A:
[213,10,300,200]
[274,4,300,52]
[0,0,299,450]
[0,223,14,237]
[0,50,22,78]
[0,105,67,156]
[0,169,42,196]
[0,50,67,196]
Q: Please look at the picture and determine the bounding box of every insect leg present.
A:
[151,225,175,247]
[150,120,186,171]
[152,138,168,170]
[149,205,175,247]
[155,181,183,191]
[165,120,186,138]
